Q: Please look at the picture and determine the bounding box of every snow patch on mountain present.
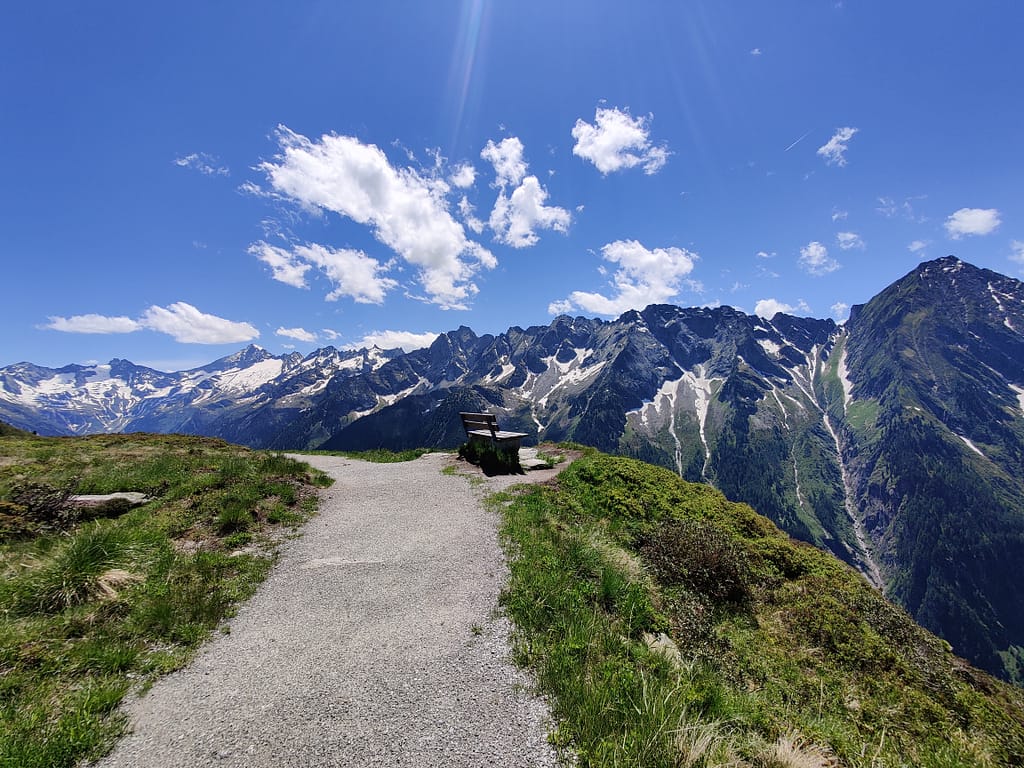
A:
[958,435,987,458]
[481,362,516,385]
[770,388,790,429]
[837,346,854,411]
[520,348,604,408]
[208,359,284,392]
[628,374,686,476]
[1010,384,1024,415]
[349,379,428,420]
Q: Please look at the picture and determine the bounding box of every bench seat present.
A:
[460,412,527,453]
[466,429,527,441]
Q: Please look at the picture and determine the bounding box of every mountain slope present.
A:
[4,256,1024,682]
[501,452,1024,765]
[834,257,1024,683]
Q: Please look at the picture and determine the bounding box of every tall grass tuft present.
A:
[6,523,147,613]
[758,733,840,768]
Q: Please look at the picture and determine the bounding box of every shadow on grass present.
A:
[457,442,524,476]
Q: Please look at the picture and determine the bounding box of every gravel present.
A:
[93,453,559,767]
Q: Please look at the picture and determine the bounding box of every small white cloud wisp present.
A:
[754,298,811,319]
[549,239,697,316]
[275,327,317,343]
[571,106,670,175]
[481,136,571,248]
[799,241,841,276]
[816,127,858,167]
[342,330,440,352]
[45,303,258,344]
[944,208,1001,239]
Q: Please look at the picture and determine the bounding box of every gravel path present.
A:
[94,453,559,767]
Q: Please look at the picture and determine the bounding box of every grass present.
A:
[499,452,1024,767]
[0,432,331,767]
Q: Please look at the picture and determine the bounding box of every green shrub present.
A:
[458,440,522,474]
[215,504,252,534]
[8,481,76,531]
[258,452,305,476]
[0,500,32,538]
[640,518,752,604]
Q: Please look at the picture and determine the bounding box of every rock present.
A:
[68,492,150,507]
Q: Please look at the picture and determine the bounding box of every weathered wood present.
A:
[459,412,527,452]
[68,492,151,508]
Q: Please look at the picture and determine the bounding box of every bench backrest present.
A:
[460,412,498,437]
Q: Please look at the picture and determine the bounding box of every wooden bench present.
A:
[459,412,528,454]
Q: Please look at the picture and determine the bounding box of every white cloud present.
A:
[755,250,776,259]
[458,196,485,234]
[250,242,312,289]
[571,106,670,175]
[1010,240,1024,265]
[45,303,258,344]
[816,127,858,167]
[836,231,865,250]
[944,207,1001,239]
[799,241,840,276]
[876,195,927,222]
[140,303,259,344]
[908,240,929,254]
[450,163,476,189]
[481,137,571,248]
[44,314,142,334]
[548,299,575,315]
[321,329,341,341]
[750,48,763,56]
[480,137,527,187]
[275,327,317,343]
[342,330,439,352]
[250,241,396,303]
[831,209,848,222]
[488,176,571,248]
[548,240,698,316]
[174,152,229,176]
[831,301,850,319]
[754,298,811,318]
[259,126,494,310]
[292,243,397,304]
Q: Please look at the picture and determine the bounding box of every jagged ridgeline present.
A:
[3,256,1024,685]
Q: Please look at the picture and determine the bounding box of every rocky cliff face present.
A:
[4,256,1024,683]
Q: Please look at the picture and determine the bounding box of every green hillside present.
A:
[500,452,1024,766]
[0,420,30,437]
[0,431,331,767]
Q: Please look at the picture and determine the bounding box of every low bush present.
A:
[458,440,522,474]
[640,518,752,605]
[8,481,76,532]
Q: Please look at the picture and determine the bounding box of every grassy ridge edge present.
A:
[498,453,1024,767]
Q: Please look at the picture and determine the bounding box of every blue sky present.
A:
[3,1,1023,370]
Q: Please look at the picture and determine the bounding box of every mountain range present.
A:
[3,255,1023,685]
